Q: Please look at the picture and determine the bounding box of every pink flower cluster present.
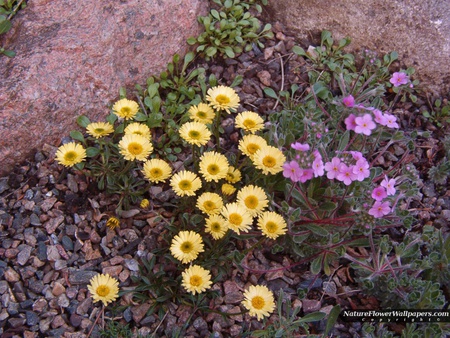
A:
[283,143,324,183]
[368,175,397,218]
[324,151,370,186]
[389,72,409,87]
[342,95,399,136]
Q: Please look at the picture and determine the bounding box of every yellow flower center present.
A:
[96,285,110,297]
[215,94,230,105]
[188,130,201,139]
[64,151,77,162]
[179,180,192,191]
[229,213,242,225]
[207,164,220,175]
[247,144,260,155]
[180,241,193,253]
[128,142,143,155]
[265,221,277,233]
[243,119,256,129]
[121,107,131,115]
[211,222,221,231]
[262,156,276,168]
[203,201,216,211]
[150,168,162,177]
[251,296,265,310]
[244,196,259,209]
[94,128,105,134]
[197,111,207,118]
[190,275,202,287]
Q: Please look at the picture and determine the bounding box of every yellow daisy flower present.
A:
[189,103,216,124]
[252,145,286,175]
[86,122,114,139]
[238,134,268,159]
[226,166,242,183]
[170,231,204,264]
[179,122,212,146]
[197,192,224,215]
[106,216,120,230]
[237,185,269,216]
[257,211,287,239]
[206,85,240,114]
[124,122,151,139]
[242,285,275,320]
[205,214,228,240]
[181,265,213,295]
[112,98,139,120]
[142,158,172,183]
[118,134,153,161]
[235,111,264,134]
[221,202,253,234]
[170,170,202,197]
[199,151,229,182]
[221,183,236,196]
[55,142,86,167]
[87,274,120,306]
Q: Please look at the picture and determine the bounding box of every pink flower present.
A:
[383,113,399,128]
[337,163,356,185]
[324,157,341,179]
[344,114,357,131]
[352,159,370,181]
[350,151,364,161]
[368,201,391,218]
[312,158,324,177]
[389,72,409,87]
[371,186,387,201]
[354,114,376,136]
[373,109,388,125]
[298,169,314,183]
[291,142,310,152]
[342,95,355,107]
[380,176,396,196]
[283,160,302,182]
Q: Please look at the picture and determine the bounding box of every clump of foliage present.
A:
[0,0,26,57]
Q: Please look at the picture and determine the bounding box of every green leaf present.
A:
[337,130,350,151]
[0,19,11,34]
[205,46,217,57]
[76,115,91,128]
[86,147,100,157]
[186,36,197,45]
[2,49,15,57]
[230,74,243,87]
[292,45,307,57]
[224,46,235,58]
[147,113,163,128]
[319,201,336,211]
[324,305,341,336]
[106,113,117,125]
[263,87,278,99]
[295,311,326,323]
[134,112,147,122]
[210,9,220,20]
[70,130,85,142]
[119,87,127,98]
[304,223,328,236]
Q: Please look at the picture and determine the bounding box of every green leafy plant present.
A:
[422,97,450,128]
[0,0,26,57]
[188,0,273,59]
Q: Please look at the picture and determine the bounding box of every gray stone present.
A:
[26,310,40,326]
[266,0,450,95]
[17,244,33,266]
[68,270,98,285]
[29,213,41,226]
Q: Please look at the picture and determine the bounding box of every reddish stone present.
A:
[0,0,208,176]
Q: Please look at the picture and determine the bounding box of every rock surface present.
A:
[0,0,208,176]
[265,0,450,95]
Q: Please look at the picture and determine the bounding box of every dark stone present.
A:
[61,235,74,251]
[70,313,83,327]
[20,299,34,309]
[26,310,40,326]
[36,241,48,261]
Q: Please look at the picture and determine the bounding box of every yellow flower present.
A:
[118,134,153,161]
[140,199,150,209]
[106,216,120,230]
[55,142,86,167]
[237,185,269,217]
[252,145,286,175]
[226,166,242,183]
[181,265,213,295]
[221,183,236,196]
[112,98,139,120]
[221,202,253,234]
[179,122,212,146]
[87,274,120,306]
[142,158,172,183]
[242,285,275,320]
[235,111,264,134]
[205,214,228,240]
[257,211,287,239]
[189,103,216,124]
[199,151,229,182]
[86,122,114,139]
[197,192,224,215]
[124,122,151,139]
[170,231,204,264]
[206,85,240,114]
[238,134,268,159]
[170,170,202,197]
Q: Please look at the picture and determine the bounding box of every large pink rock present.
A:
[0,0,209,176]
